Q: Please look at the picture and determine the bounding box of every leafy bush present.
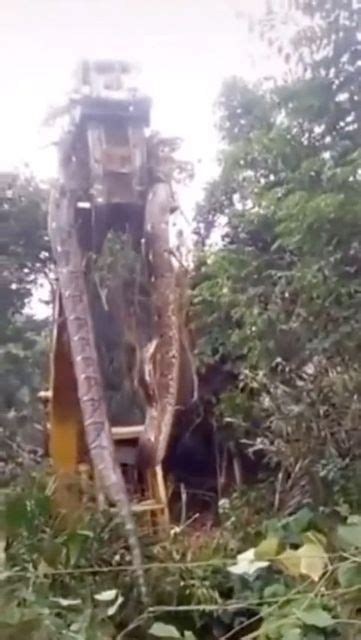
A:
[192,0,361,509]
[2,471,361,639]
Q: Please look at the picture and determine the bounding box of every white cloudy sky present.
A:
[0,0,278,211]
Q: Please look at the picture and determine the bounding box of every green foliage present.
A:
[0,175,49,338]
[94,230,148,309]
[90,230,152,425]
[222,501,361,640]
[2,469,361,639]
[1,471,235,638]
[0,175,50,484]
[2,472,140,639]
[0,316,49,485]
[193,0,361,509]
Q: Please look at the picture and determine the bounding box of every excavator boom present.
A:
[44,60,194,554]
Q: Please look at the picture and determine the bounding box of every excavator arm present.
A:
[44,61,195,571]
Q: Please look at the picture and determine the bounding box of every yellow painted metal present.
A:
[49,293,83,472]
[48,292,85,514]
[145,465,169,534]
[47,294,170,531]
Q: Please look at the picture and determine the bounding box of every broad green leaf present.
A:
[337,522,361,550]
[260,616,297,640]
[93,589,118,602]
[276,549,301,577]
[302,530,326,548]
[65,530,92,567]
[184,632,197,640]
[263,583,287,600]
[337,562,361,588]
[297,543,328,582]
[149,622,182,638]
[282,628,302,640]
[255,536,280,560]
[296,607,334,628]
[288,508,313,534]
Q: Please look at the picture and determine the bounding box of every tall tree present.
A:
[0,174,50,483]
[193,0,361,511]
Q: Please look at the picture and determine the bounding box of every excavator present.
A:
[37,60,196,597]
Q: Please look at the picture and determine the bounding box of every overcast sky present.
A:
[0,0,278,210]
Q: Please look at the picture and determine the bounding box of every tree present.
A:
[193,0,361,511]
[0,174,50,483]
[0,175,49,330]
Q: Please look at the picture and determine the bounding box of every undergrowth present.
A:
[1,469,361,639]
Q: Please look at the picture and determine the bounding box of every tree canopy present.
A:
[0,175,50,482]
[193,0,361,511]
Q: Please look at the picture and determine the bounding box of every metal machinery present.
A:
[44,60,195,535]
